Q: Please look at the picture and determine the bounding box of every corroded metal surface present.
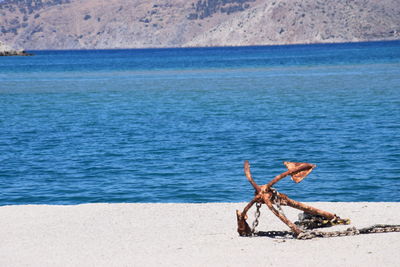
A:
[237,161,350,238]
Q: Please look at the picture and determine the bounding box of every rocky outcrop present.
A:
[0,40,32,56]
[0,0,399,50]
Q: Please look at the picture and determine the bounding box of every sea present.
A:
[0,41,399,205]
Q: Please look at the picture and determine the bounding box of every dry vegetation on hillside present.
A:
[0,0,399,49]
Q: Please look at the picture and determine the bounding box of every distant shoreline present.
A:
[21,39,400,52]
[0,41,33,56]
[0,50,33,56]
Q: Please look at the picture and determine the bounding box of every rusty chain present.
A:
[249,210,400,240]
[245,199,400,239]
[295,213,400,239]
[297,224,400,240]
[295,212,350,230]
[271,189,286,217]
[251,202,262,235]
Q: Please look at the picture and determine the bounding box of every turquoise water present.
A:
[0,41,399,205]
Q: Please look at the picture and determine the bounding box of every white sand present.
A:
[0,202,399,267]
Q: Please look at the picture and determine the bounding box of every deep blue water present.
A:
[0,41,399,205]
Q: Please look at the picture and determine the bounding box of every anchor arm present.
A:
[266,162,316,188]
[244,160,261,193]
[236,198,258,236]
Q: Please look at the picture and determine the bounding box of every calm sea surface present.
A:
[1,41,399,205]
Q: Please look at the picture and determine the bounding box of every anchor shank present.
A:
[262,193,302,235]
[280,193,336,220]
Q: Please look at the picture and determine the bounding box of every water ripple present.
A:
[1,43,400,204]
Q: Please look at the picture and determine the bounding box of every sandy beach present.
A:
[0,202,399,266]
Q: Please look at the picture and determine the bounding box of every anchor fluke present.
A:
[284,162,316,183]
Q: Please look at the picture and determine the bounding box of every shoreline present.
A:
[1,202,399,266]
[17,39,400,52]
[0,41,32,56]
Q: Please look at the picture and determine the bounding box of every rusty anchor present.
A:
[236,161,350,238]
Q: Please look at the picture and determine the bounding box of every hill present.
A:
[0,0,399,49]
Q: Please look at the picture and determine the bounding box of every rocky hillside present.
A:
[0,0,399,49]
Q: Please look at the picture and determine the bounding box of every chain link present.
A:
[251,202,262,235]
[295,212,349,230]
[295,213,400,239]
[271,189,286,217]
[249,207,400,240]
[297,224,400,240]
